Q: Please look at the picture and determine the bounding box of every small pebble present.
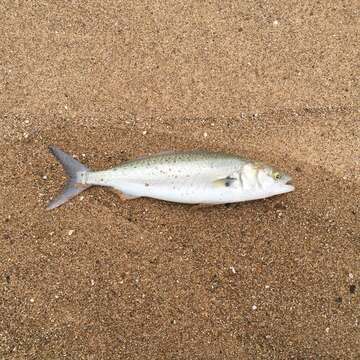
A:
[30,298,35,303]
[325,327,330,333]
[142,130,147,135]
[349,273,354,279]
[42,175,47,180]
[203,132,208,138]
[230,266,236,274]
[68,229,75,236]
[273,20,279,26]
[252,304,257,310]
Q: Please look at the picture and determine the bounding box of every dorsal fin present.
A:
[132,150,177,161]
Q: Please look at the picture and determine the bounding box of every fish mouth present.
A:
[279,177,295,192]
[284,178,295,192]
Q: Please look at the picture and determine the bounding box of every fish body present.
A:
[47,146,294,210]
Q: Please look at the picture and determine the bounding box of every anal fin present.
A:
[110,188,140,201]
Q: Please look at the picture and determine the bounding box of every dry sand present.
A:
[1,1,360,359]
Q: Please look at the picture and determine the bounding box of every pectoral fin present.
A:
[212,175,239,188]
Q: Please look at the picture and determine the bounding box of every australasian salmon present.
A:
[47,146,294,210]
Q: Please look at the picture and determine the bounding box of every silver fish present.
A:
[47,146,294,210]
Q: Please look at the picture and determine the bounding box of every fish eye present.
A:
[272,171,282,180]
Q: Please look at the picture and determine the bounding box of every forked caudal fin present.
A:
[47,146,92,210]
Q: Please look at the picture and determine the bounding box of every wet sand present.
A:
[1,1,359,359]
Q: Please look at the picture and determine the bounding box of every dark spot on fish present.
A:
[144,183,149,187]
[224,176,237,187]
[335,296,342,304]
[350,285,356,294]
[100,178,104,182]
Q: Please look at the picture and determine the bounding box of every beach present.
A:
[1,1,359,358]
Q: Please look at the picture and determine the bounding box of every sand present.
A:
[1,1,360,359]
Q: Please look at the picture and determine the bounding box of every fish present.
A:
[46,145,295,210]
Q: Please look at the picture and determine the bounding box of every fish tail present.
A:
[47,145,92,210]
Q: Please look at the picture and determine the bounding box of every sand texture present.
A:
[1,1,360,359]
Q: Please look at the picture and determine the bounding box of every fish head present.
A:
[256,164,295,195]
[240,162,295,199]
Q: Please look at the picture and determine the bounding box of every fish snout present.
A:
[281,175,295,192]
